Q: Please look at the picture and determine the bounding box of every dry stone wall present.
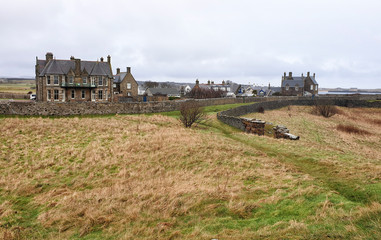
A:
[0,95,381,116]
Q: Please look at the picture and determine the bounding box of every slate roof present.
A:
[281,76,318,87]
[147,88,180,96]
[38,59,112,77]
[114,72,127,83]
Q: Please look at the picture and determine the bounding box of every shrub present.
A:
[311,102,338,118]
[336,124,370,135]
[179,100,205,128]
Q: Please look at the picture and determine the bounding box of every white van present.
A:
[30,94,36,100]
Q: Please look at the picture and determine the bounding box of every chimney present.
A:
[301,73,304,78]
[284,72,286,78]
[211,81,214,84]
[222,80,225,85]
[307,72,310,77]
[70,56,75,60]
[75,59,81,76]
[313,73,316,78]
[207,80,210,85]
[100,57,104,62]
[116,68,120,74]
[107,55,111,63]
[127,67,131,73]
[196,79,199,86]
[46,52,53,62]
[289,72,292,78]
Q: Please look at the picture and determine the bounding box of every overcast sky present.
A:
[1,0,381,88]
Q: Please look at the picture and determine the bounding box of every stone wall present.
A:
[0,92,29,99]
[217,95,381,130]
[1,94,381,116]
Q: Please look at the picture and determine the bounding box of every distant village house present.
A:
[281,72,318,96]
[113,67,138,102]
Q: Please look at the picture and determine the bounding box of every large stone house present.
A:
[113,67,138,101]
[281,72,318,96]
[35,52,114,102]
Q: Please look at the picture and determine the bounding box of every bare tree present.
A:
[311,101,339,118]
[143,81,159,88]
[160,82,174,88]
[179,100,205,128]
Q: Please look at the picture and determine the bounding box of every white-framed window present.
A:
[71,90,75,99]
[81,90,85,99]
[105,78,108,86]
[286,85,289,91]
[127,92,131,97]
[54,75,59,85]
[315,85,317,90]
[113,84,116,88]
[47,90,51,99]
[295,85,299,91]
[105,90,108,100]
[91,77,95,86]
[92,90,96,101]
[98,90,103,99]
[127,83,131,89]
[98,76,103,86]
[46,76,51,85]
[310,85,313,90]
[54,89,59,100]
[62,76,65,83]
[227,87,231,92]
[69,76,74,84]
[82,77,87,84]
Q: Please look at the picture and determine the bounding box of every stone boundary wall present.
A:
[0,92,29,100]
[0,94,381,116]
[217,95,381,130]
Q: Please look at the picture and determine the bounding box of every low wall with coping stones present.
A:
[1,94,381,116]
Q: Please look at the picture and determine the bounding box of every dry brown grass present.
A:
[1,106,381,239]
[337,124,371,135]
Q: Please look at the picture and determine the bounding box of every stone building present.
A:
[35,52,114,102]
[281,72,318,96]
[113,67,138,101]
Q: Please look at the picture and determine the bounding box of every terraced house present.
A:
[35,52,114,102]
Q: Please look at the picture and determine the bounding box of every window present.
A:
[47,76,51,85]
[82,77,87,84]
[91,77,95,86]
[310,85,313,90]
[69,76,74,84]
[105,90,108,100]
[98,76,103,86]
[47,90,51,99]
[54,75,59,85]
[127,83,131,89]
[227,87,231,92]
[92,90,96,101]
[127,92,131,97]
[81,90,85,99]
[54,90,59,100]
[62,76,65,83]
[113,84,116,88]
[295,85,299,91]
[98,90,103,99]
[105,78,108,86]
[71,90,75,99]
[286,85,289,91]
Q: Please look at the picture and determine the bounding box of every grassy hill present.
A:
[0,104,380,239]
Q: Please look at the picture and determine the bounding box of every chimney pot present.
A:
[70,56,75,60]
[307,72,310,77]
[100,57,104,62]
[116,68,120,74]
[313,73,316,78]
[196,79,199,85]
[107,55,111,63]
[127,67,131,73]
[75,59,81,76]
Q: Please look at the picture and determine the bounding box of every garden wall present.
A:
[0,94,380,116]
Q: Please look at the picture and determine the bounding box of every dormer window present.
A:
[98,76,103,86]
[82,77,87,84]
[295,85,299,91]
[69,76,74,84]
[286,84,289,91]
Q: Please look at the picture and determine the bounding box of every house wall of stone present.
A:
[119,73,138,99]
[281,87,304,96]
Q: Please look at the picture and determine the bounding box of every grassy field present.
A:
[0,83,35,94]
[0,104,380,239]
